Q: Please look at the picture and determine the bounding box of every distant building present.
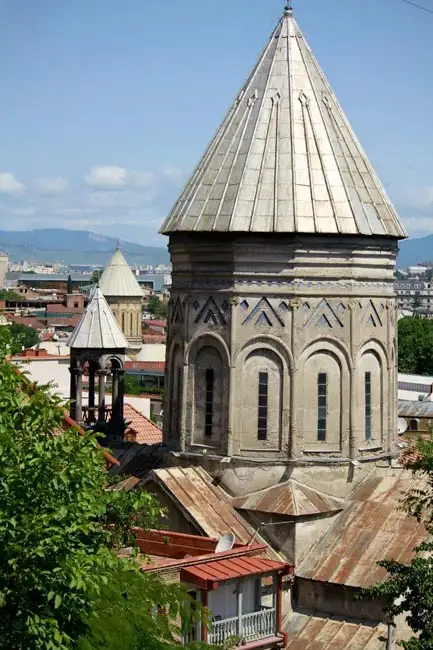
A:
[98,247,144,351]
[0,252,8,287]
[395,280,433,313]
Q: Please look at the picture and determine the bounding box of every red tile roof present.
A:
[46,303,84,314]
[147,320,167,328]
[125,361,165,373]
[46,315,82,327]
[181,556,288,590]
[142,334,166,344]
[123,403,162,445]
[5,315,46,329]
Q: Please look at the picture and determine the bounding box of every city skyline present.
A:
[1,0,432,244]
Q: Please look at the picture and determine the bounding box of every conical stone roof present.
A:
[161,8,406,239]
[68,287,128,349]
[99,248,143,298]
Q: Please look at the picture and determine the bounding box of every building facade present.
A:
[161,6,407,497]
[0,252,8,287]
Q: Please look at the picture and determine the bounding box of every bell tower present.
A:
[68,287,128,439]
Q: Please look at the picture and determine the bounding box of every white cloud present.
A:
[11,207,38,217]
[161,165,187,183]
[84,165,158,192]
[34,177,69,196]
[0,172,26,196]
[84,165,128,190]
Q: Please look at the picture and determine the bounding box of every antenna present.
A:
[215,533,235,553]
[398,417,408,435]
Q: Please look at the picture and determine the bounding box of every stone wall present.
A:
[164,233,398,491]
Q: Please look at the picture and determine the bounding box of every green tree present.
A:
[90,269,103,285]
[364,436,433,649]
[146,296,168,319]
[397,317,433,375]
[0,348,205,650]
[0,323,40,355]
[0,288,22,301]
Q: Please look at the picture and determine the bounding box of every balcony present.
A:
[209,607,276,645]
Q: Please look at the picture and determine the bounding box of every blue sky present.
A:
[1,0,432,246]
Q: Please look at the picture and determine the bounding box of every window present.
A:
[317,373,327,441]
[409,419,419,432]
[365,371,372,440]
[205,368,214,437]
[257,371,268,440]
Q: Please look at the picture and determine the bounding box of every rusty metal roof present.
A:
[232,479,344,517]
[145,467,257,545]
[298,472,428,588]
[286,612,387,649]
[398,399,433,418]
[144,466,283,561]
[181,556,287,590]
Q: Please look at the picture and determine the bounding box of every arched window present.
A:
[359,351,383,442]
[303,350,343,448]
[193,346,224,445]
[130,312,134,335]
[241,349,282,450]
[121,312,126,332]
[409,419,419,432]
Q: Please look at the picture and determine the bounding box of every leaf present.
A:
[54,594,62,609]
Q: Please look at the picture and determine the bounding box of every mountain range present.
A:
[0,228,430,269]
[0,229,169,266]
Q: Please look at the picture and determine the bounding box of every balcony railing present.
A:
[208,608,276,645]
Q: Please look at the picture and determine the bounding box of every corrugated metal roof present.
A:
[68,287,128,350]
[99,248,143,298]
[285,612,387,649]
[181,556,287,589]
[398,399,433,417]
[160,8,406,239]
[146,467,267,548]
[232,479,343,517]
[298,473,428,588]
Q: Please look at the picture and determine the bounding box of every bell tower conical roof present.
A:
[160,9,407,239]
[98,247,143,298]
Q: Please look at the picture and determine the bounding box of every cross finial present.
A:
[284,1,293,15]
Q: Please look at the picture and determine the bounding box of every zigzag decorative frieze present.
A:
[242,297,285,328]
[194,297,227,326]
[305,299,344,329]
[170,297,184,325]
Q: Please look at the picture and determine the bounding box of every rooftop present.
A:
[298,471,428,588]
[68,287,128,350]
[161,9,406,239]
[99,248,143,298]
[123,402,162,445]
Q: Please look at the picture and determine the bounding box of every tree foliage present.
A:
[0,288,22,301]
[90,269,103,285]
[0,322,40,355]
[398,316,433,375]
[146,296,168,319]
[364,436,433,649]
[0,348,206,650]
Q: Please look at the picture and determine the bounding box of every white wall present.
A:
[208,579,257,620]
[136,344,166,362]
[15,358,71,395]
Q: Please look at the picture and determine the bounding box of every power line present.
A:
[402,0,433,14]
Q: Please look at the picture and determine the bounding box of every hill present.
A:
[398,235,433,269]
[0,229,169,266]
